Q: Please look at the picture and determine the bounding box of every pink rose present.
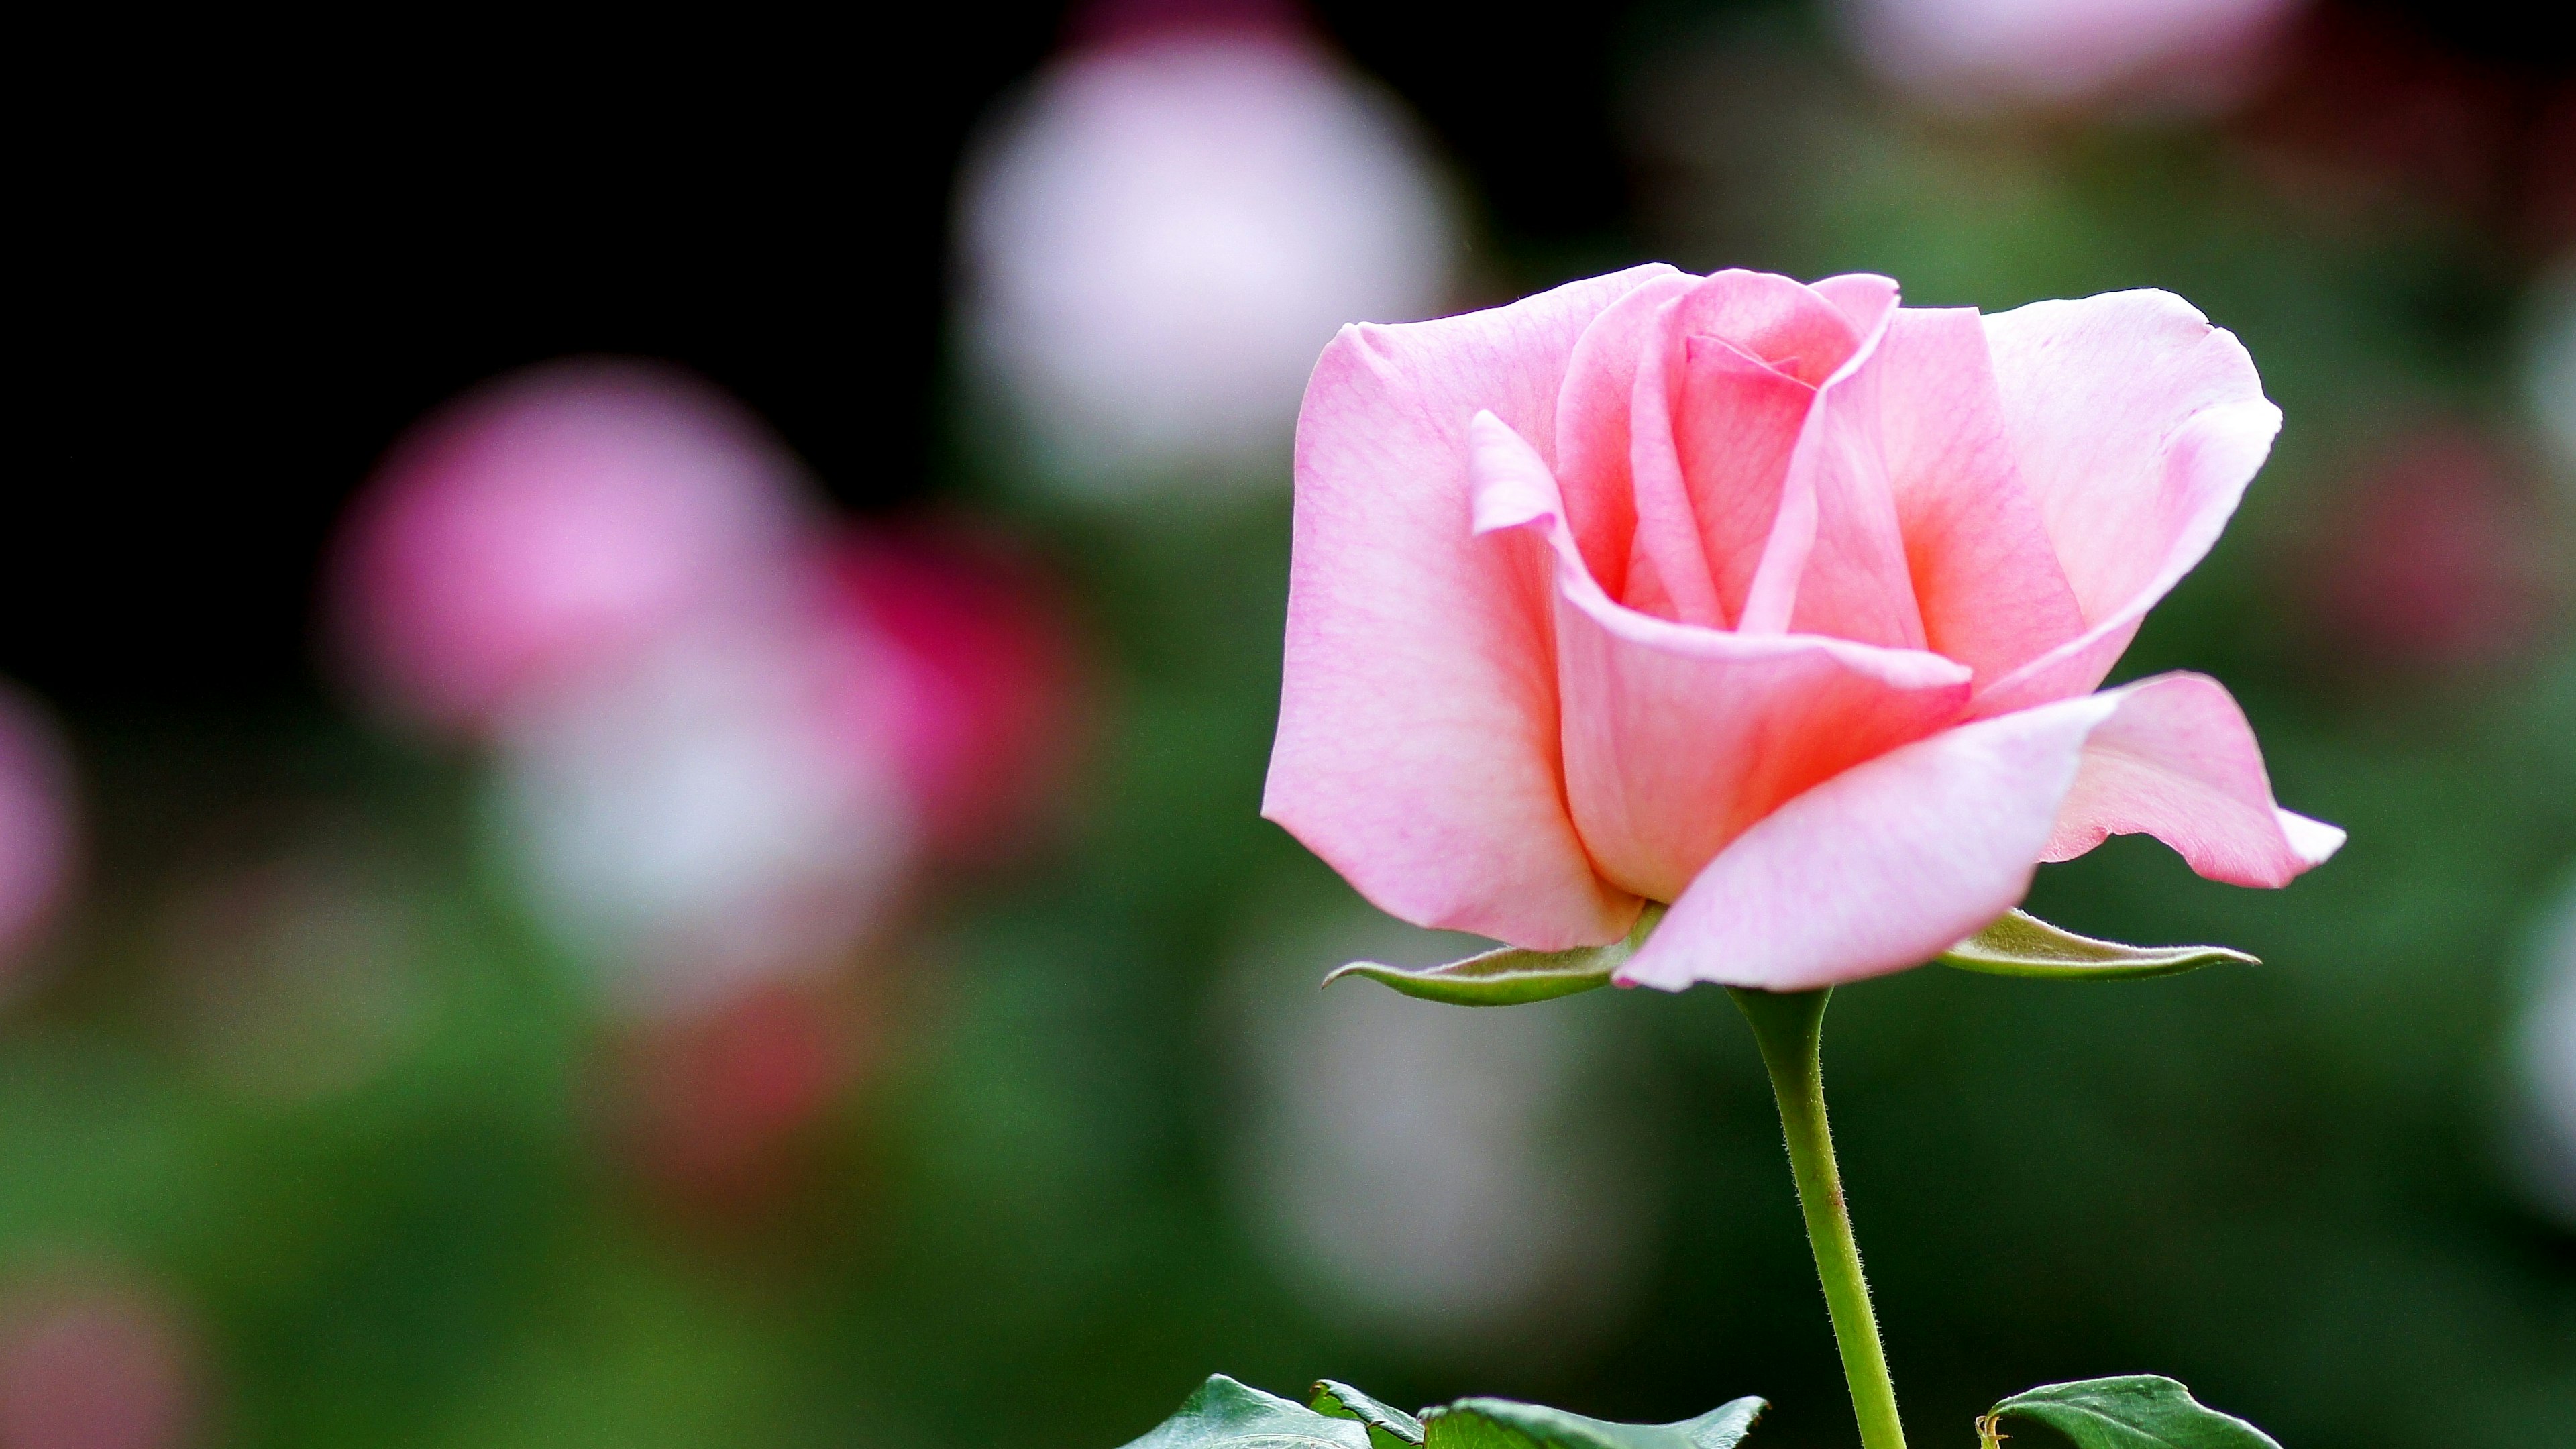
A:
[1263,265,2342,991]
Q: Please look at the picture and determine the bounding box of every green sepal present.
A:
[1938,909,2258,981]
[1311,1381,1426,1447]
[1123,1375,1370,1448]
[1322,904,1666,1006]
[1980,1375,2281,1449]
[1419,1394,1764,1449]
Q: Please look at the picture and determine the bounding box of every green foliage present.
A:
[1981,1377,2281,1449]
[1123,1376,1370,1449]
[1320,905,1665,1005]
[1938,910,2259,981]
[1420,1396,1765,1449]
[1134,1380,1763,1449]
[1311,1380,1426,1448]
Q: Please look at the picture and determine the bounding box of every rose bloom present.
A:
[1264,266,2342,991]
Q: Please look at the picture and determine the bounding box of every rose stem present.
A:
[1729,985,1907,1449]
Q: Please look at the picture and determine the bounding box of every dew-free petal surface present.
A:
[1619,672,2337,991]
[1265,267,1677,949]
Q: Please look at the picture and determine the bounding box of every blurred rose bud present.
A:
[0,685,76,979]
[2306,430,2565,672]
[822,527,1086,860]
[0,1273,199,1449]
[486,616,916,1020]
[609,975,863,1215]
[328,360,812,737]
[1841,0,2304,115]
[957,3,1460,495]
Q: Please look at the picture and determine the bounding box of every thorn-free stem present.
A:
[1729,986,1907,1449]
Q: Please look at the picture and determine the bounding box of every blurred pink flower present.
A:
[1842,0,2304,115]
[2308,430,2564,671]
[957,9,1458,491]
[612,976,863,1216]
[823,527,1087,860]
[0,1275,199,1449]
[1267,266,2340,992]
[0,686,75,974]
[329,360,810,737]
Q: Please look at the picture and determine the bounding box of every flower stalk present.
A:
[1730,986,1907,1449]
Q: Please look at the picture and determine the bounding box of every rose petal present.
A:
[1618,672,2339,992]
[1972,290,2280,714]
[1265,266,1679,949]
[1471,412,1972,904]
[1873,307,2089,683]
[2041,672,2344,885]
[1735,285,1927,650]
[1554,271,1701,598]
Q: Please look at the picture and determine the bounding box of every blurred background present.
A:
[8,1,2573,1444]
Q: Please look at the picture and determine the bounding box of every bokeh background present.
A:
[9,2,2574,1446]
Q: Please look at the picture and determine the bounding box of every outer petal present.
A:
[1974,290,2282,714]
[1264,266,1678,949]
[1618,672,2341,992]
[2041,672,2345,885]
[1470,413,1972,905]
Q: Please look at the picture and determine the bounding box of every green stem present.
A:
[1729,987,1907,1449]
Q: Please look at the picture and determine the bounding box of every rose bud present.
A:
[1266,266,2341,993]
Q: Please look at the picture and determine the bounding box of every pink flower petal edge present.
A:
[1616,672,2343,993]
[1263,266,1679,951]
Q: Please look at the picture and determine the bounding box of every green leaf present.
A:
[1124,1375,1372,1449]
[1322,904,1666,1006]
[1311,1381,1426,1447]
[1937,910,2258,981]
[1981,1375,2281,1449]
[1419,1395,1764,1449]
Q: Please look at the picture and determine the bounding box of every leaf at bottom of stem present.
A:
[1419,1394,1764,1449]
[1322,904,1666,1006]
[1311,1381,1426,1447]
[1938,910,2258,981]
[1122,1375,1370,1448]
[1982,1375,2281,1448]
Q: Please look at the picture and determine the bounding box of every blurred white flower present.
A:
[1223,897,1653,1358]
[958,26,1460,495]
[487,616,914,1020]
[1839,0,2305,115]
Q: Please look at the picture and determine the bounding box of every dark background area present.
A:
[16,0,2561,707]
[5,3,2575,1448]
